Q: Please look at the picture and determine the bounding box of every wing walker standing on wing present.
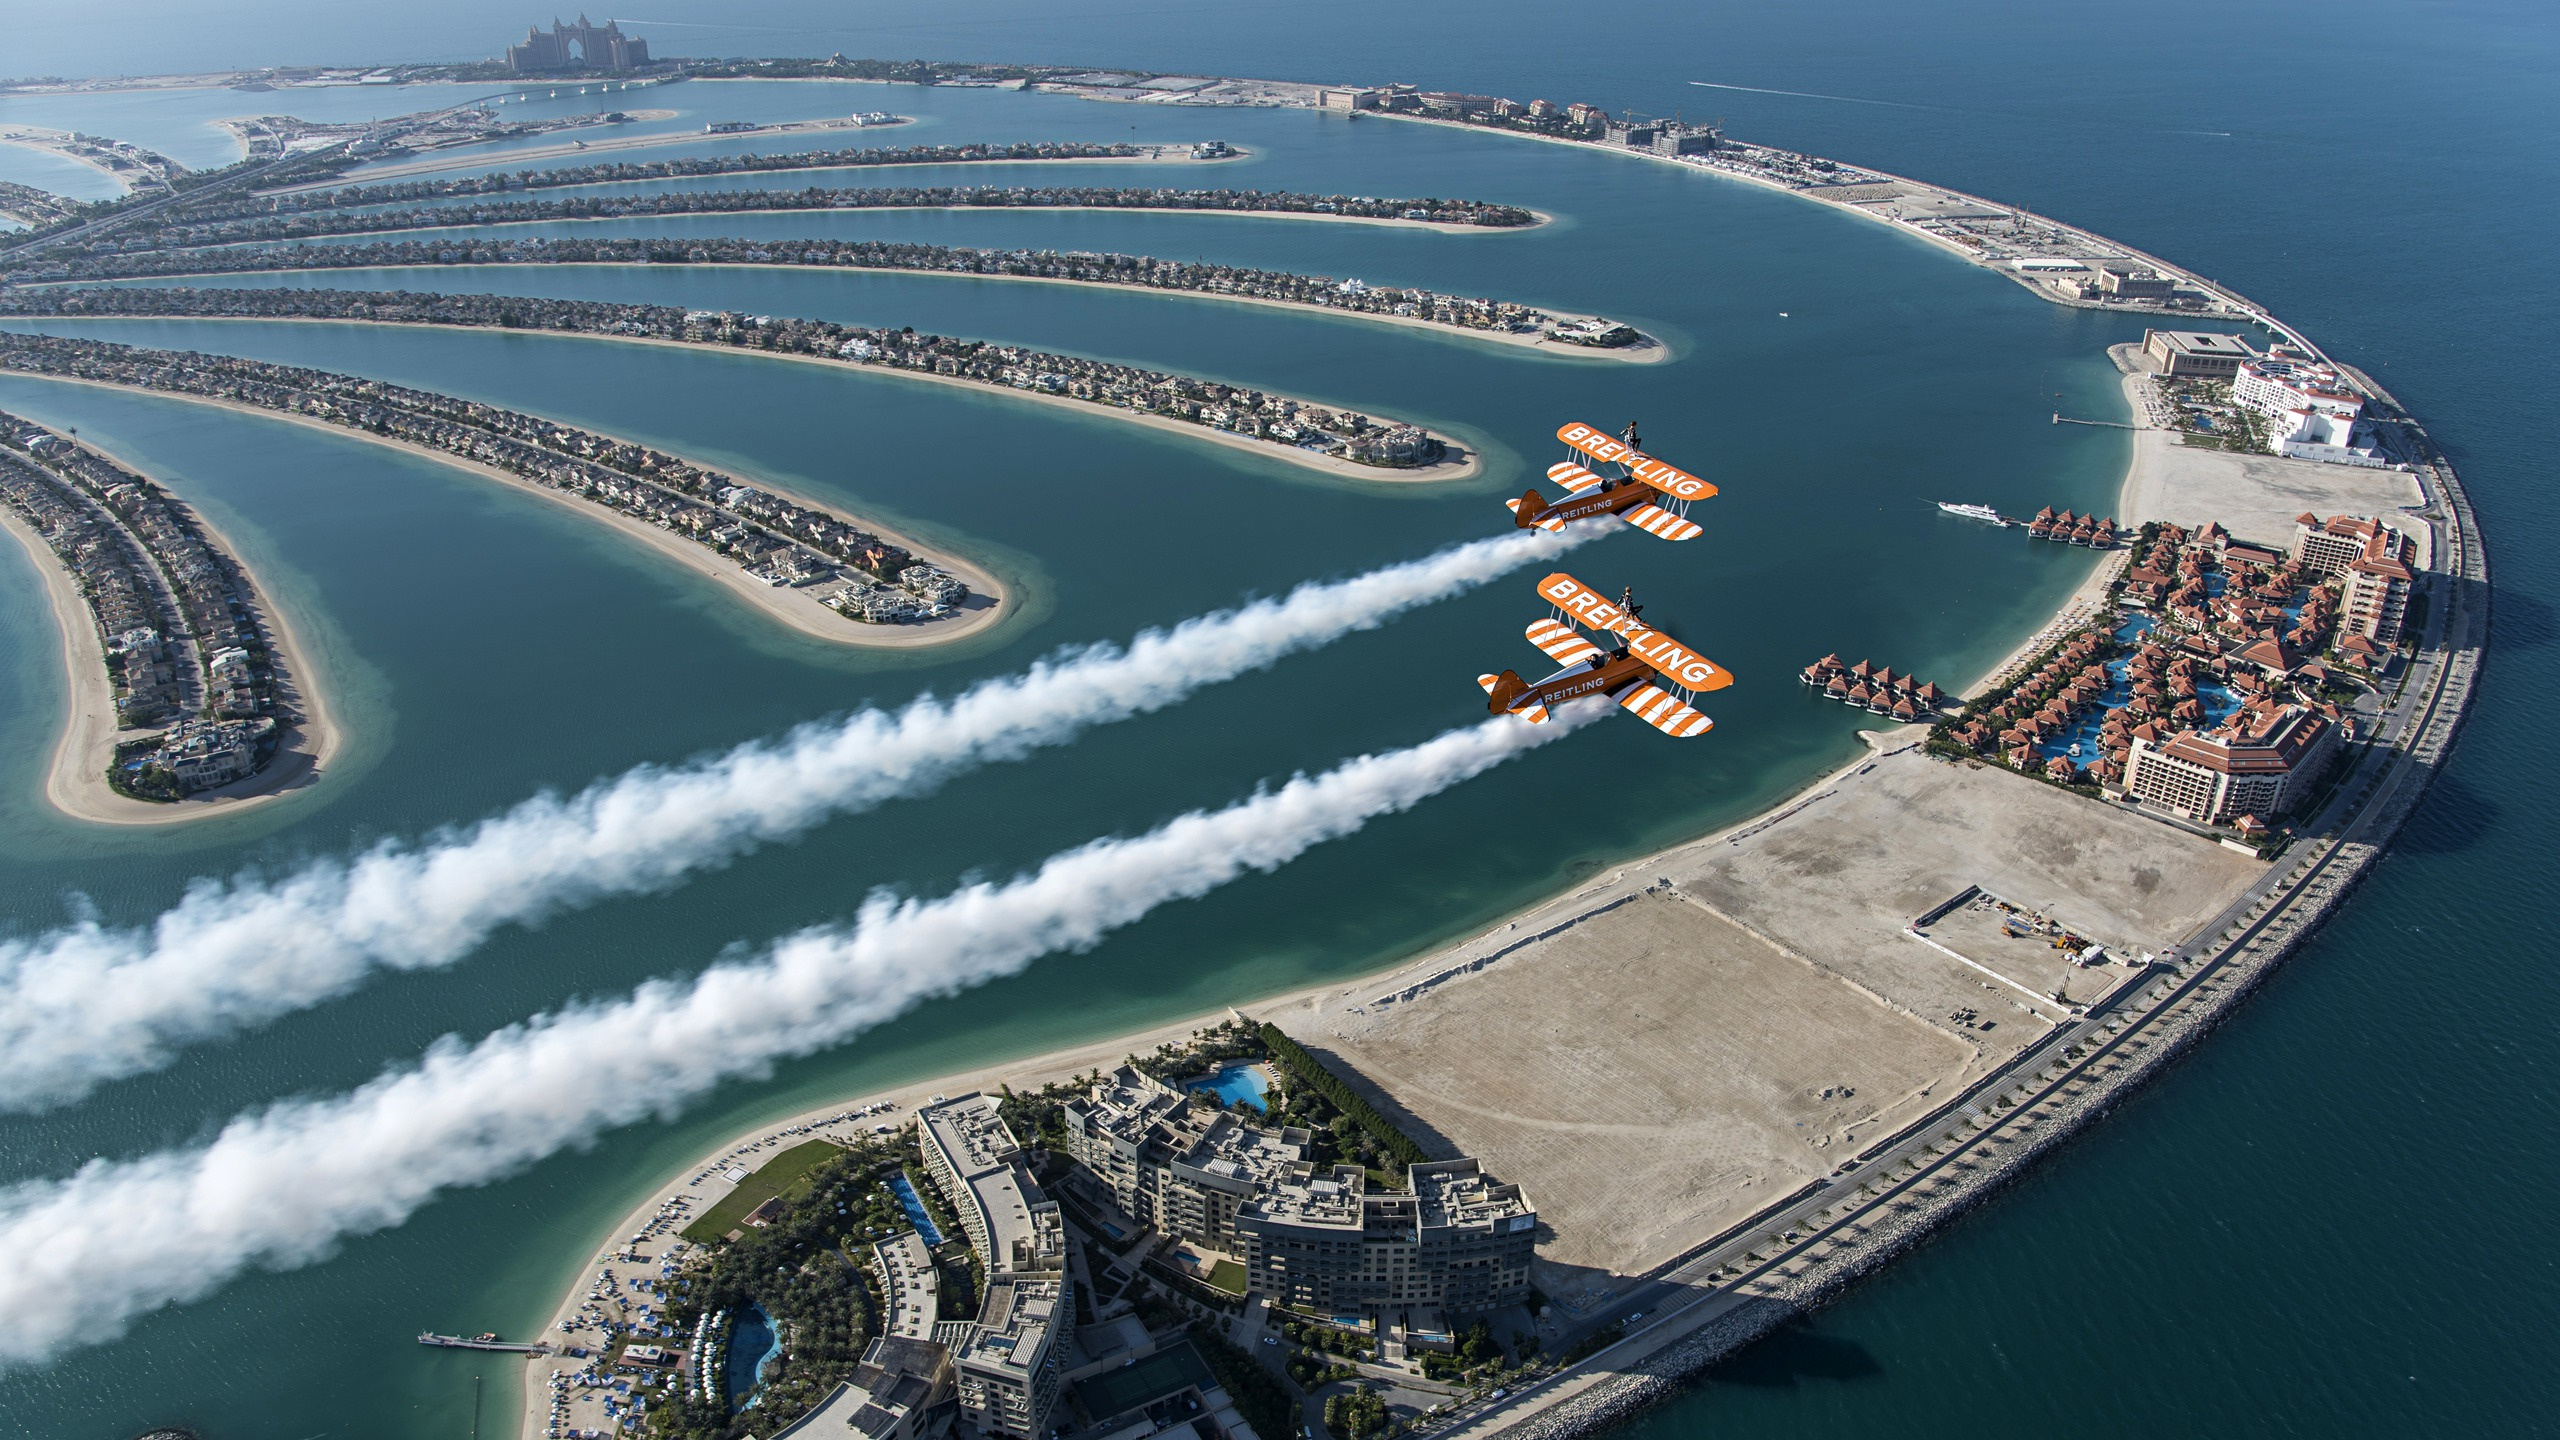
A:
[1479,421,1734,738]
[1480,570,1730,737]
[1506,419,1713,542]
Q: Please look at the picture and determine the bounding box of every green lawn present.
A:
[682,1139,845,1242]
[1204,1259,1249,1296]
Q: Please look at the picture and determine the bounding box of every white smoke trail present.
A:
[0,524,1606,1113]
[0,708,1601,1367]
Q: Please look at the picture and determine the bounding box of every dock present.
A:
[419,1332,549,1355]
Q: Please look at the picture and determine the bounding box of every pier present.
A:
[420,1332,549,1354]
[2053,412,2137,429]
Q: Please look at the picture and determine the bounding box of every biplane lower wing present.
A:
[1621,503,1703,542]
[1619,682,1714,737]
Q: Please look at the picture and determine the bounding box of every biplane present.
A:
[1505,420,1714,542]
[1478,571,1731,738]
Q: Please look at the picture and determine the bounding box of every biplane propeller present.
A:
[1506,420,1714,543]
[1477,571,1731,738]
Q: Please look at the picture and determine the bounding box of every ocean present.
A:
[0,3,2553,1436]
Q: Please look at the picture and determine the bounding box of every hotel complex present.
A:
[2121,702,2341,828]
[2293,514,2418,648]
[1063,1067,1536,1325]
[917,1096,1072,1440]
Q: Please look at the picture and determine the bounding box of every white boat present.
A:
[1937,501,2010,526]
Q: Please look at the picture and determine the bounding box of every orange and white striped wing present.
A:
[1503,496,1567,532]
[1618,683,1714,737]
[1547,461,1606,495]
[1525,617,1604,668]
[1621,503,1702,542]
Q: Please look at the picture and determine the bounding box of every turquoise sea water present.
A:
[0,3,2552,1437]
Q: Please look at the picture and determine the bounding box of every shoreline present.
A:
[0,368,1014,653]
[60,256,1657,365]
[0,434,344,827]
[6,313,1485,483]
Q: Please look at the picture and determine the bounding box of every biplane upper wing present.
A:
[1524,617,1604,669]
[1557,421,1719,501]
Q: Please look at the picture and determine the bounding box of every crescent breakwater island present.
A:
[0,411,335,823]
[0,289,1483,481]
[449,64,2485,1440]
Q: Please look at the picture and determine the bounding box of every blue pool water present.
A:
[2038,614,2239,768]
[724,1304,780,1408]
[888,1173,945,1247]
[1190,1062,1271,1112]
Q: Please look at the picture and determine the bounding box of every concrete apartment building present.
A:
[1061,1067,1535,1324]
[1063,1066,1313,1250]
[2142,328,2260,379]
[2293,513,2418,648]
[1238,1160,1537,1320]
[916,1095,1071,1440]
[771,1335,954,1440]
[2122,703,2341,827]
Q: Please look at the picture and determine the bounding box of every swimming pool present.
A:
[888,1173,945,1247]
[1188,1061,1272,1112]
[725,1303,781,1408]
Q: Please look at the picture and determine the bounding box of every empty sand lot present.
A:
[1274,744,2263,1302]
[1280,892,1968,1298]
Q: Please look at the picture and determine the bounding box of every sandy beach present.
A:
[0,369,1014,653]
[0,449,343,827]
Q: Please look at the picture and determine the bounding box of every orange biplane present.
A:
[1506,420,1714,542]
[1478,571,1731,738]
